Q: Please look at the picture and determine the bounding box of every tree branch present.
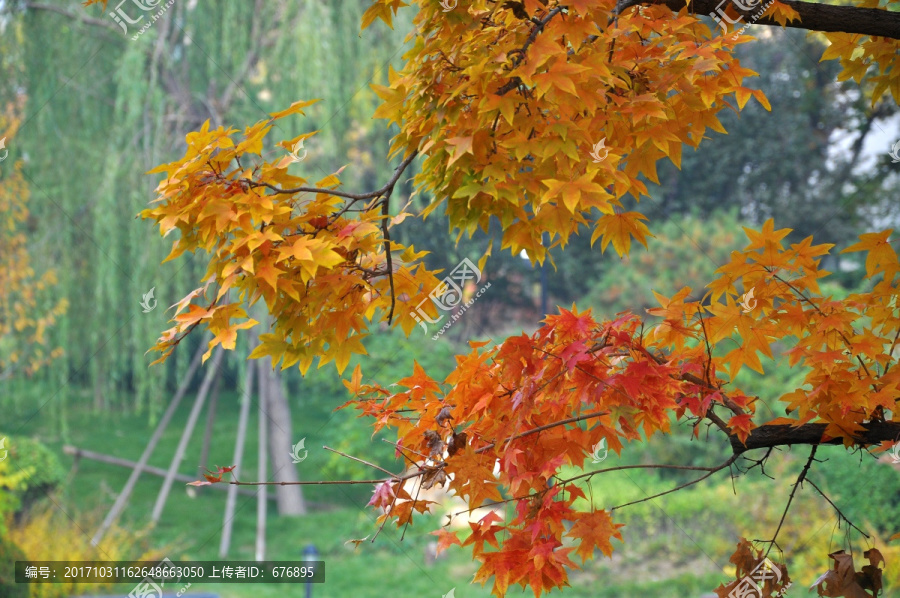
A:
[762,445,817,558]
[242,151,418,202]
[648,0,900,40]
[610,453,741,510]
[806,478,870,539]
[730,421,900,454]
[474,410,610,454]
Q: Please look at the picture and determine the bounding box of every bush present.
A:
[0,456,31,598]
[0,532,28,598]
[0,434,66,518]
[581,211,746,319]
[10,505,168,598]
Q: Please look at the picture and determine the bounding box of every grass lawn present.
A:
[8,386,756,598]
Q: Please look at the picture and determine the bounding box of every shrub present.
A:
[10,505,169,598]
[0,434,66,519]
[0,458,30,598]
[0,532,28,598]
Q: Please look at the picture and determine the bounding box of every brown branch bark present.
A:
[730,420,900,454]
[647,0,900,39]
[243,150,419,202]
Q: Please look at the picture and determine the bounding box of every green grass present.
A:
[8,381,891,598]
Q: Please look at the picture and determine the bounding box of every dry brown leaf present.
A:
[421,467,448,490]
[447,431,468,457]
[714,538,791,598]
[423,430,444,459]
[435,405,454,428]
[810,548,887,597]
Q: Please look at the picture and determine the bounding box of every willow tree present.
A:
[0,101,67,387]
[84,0,900,595]
[9,0,410,420]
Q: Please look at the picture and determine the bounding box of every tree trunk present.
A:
[220,356,255,558]
[199,371,222,470]
[255,359,268,563]
[265,364,307,516]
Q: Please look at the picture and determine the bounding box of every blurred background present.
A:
[1,1,899,596]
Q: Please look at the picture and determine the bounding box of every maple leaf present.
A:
[809,549,883,598]
[368,481,396,509]
[202,470,224,484]
[592,211,653,257]
[567,510,624,562]
[432,528,463,555]
[126,1,900,595]
[344,535,371,548]
[841,230,897,280]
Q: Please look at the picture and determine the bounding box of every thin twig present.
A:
[241,151,418,202]
[610,453,741,511]
[381,439,431,461]
[497,7,563,96]
[763,445,817,558]
[474,410,609,454]
[323,445,399,478]
[806,478,870,539]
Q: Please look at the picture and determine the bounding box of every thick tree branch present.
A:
[649,0,900,40]
[730,420,900,453]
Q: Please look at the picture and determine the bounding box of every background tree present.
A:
[0,101,67,385]
[33,0,900,595]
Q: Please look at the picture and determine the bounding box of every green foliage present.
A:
[0,434,65,517]
[652,28,900,249]
[4,0,415,421]
[307,330,459,482]
[0,458,29,598]
[815,451,900,538]
[581,211,745,319]
[0,459,30,535]
[0,531,28,598]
